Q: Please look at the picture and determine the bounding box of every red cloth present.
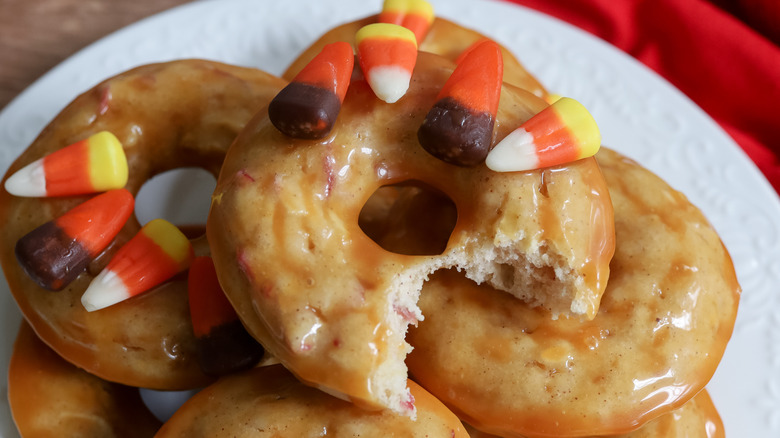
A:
[504,0,780,193]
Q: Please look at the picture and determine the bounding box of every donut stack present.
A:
[0,1,739,437]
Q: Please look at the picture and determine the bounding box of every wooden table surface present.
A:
[0,0,193,112]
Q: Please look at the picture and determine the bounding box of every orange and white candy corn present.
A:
[15,189,134,291]
[5,131,128,197]
[356,23,418,103]
[485,97,601,172]
[379,0,435,43]
[81,218,193,312]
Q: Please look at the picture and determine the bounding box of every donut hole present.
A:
[135,167,216,236]
[140,388,198,422]
[358,181,457,256]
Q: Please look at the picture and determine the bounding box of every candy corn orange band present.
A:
[356,23,418,103]
[291,41,354,101]
[4,131,128,197]
[81,219,193,312]
[188,256,239,338]
[485,97,601,172]
[55,189,135,256]
[438,40,503,114]
[379,0,435,43]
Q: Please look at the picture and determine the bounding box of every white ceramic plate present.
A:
[1,0,779,436]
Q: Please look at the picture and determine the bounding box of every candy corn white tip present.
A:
[367,66,412,103]
[485,128,539,172]
[81,269,130,312]
[4,159,47,197]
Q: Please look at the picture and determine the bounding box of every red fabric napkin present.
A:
[504,0,780,194]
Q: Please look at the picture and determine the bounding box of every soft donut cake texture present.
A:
[208,50,615,415]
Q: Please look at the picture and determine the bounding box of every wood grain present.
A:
[0,0,192,111]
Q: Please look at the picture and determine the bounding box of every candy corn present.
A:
[269,42,354,140]
[15,189,134,291]
[378,0,435,44]
[188,256,264,376]
[485,97,601,172]
[356,23,418,104]
[81,219,193,312]
[418,40,503,167]
[5,131,128,197]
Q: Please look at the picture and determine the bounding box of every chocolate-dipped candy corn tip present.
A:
[417,97,495,167]
[14,189,134,291]
[269,41,354,139]
[486,97,601,172]
[418,40,503,166]
[4,131,127,197]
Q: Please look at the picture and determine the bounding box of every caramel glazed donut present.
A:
[0,60,286,390]
[401,149,739,437]
[8,319,723,438]
[210,31,615,418]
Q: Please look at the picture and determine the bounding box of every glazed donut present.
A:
[465,390,724,438]
[0,60,285,390]
[284,15,548,98]
[208,51,614,414]
[8,322,161,437]
[156,363,468,437]
[403,148,740,437]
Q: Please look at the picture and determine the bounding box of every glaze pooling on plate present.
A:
[0,0,778,437]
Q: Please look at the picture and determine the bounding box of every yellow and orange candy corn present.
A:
[418,40,503,167]
[356,23,418,104]
[188,256,264,376]
[269,41,354,139]
[485,97,601,172]
[378,0,435,44]
[5,131,128,197]
[81,218,193,312]
[15,189,134,291]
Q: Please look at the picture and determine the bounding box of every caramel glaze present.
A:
[0,60,285,389]
[465,390,724,438]
[406,148,740,437]
[283,15,549,98]
[156,364,468,438]
[9,322,161,437]
[208,52,614,413]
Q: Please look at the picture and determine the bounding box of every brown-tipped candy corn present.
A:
[81,219,194,312]
[269,42,354,140]
[5,131,128,197]
[486,97,601,172]
[379,0,435,44]
[418,40,503,167]
[14,189,135,291]
[355,23,418,103]
[188,256,264,376]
